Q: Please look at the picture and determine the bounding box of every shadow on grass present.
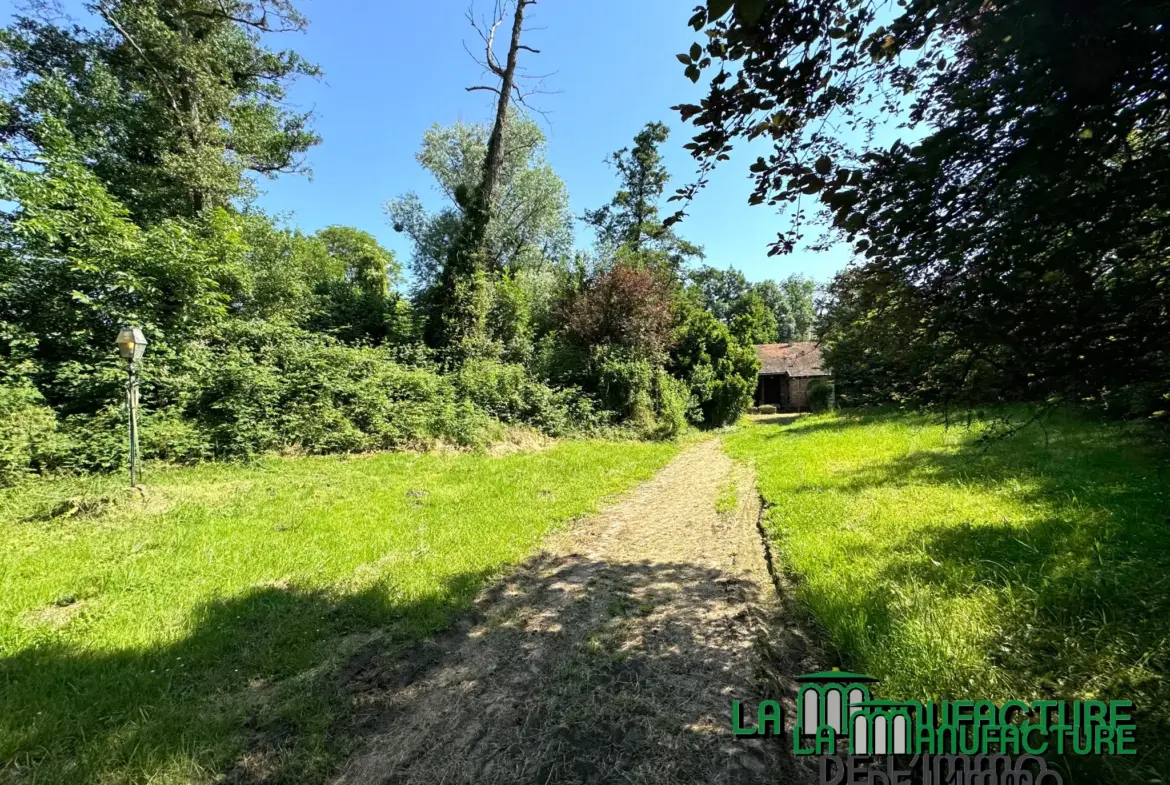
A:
[2,555,816,785]
[750,408,916,439]
[784,416,1170,784]
[0,572,495,784]
[334,553,818,785]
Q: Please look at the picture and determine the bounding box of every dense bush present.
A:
[0,376,62,486]
[670,300,759,427]
[807,379,835,413]
[562,264,675,357]
[649,368,692,440]
[453,357,601,436]
[181,321,496,456]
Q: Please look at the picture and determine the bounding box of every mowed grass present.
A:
[0,439,679,784]
[726,411,1170,782]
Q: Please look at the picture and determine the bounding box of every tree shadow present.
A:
[798,419,1170,783]
[336,553,822,785]
[1,572,494,784]
[748,408,915,439]
[2,554,822,785]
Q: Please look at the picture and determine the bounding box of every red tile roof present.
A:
[754,342,829,377]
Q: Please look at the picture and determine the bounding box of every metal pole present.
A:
[127,361,139,488]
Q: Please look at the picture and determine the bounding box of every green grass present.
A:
[714,478,738,514]
[0,439,678,784]
[726,410,1170,782]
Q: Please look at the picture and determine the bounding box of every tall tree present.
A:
[0,0,320,224]
[585,122,702,270]
[753,279,795,342]
[728,290,777,345]
[387,117,571,292]
[780,275,817,342]
[687,265,749,323]
[675,0,1170,415]
[429,0,541,356]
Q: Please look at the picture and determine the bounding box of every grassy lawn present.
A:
[726,411,1170,782]
[0,439,679,784]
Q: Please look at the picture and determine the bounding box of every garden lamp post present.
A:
[115,326,148,488]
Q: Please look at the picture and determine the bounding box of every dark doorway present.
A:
[755,374,789,408]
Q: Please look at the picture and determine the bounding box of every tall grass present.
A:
[0,440,678,784]
[726,411,1170,783]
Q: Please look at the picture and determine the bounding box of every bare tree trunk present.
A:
[429,0,539,357]
[470,0,532,248]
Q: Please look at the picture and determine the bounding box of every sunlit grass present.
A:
[726,410,1170,782]
[0,439,679,784]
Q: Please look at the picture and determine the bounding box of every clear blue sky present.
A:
[4,0,863,284]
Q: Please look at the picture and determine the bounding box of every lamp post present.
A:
[115,326,148,488]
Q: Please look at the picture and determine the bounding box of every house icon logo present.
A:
[794,670,914,756]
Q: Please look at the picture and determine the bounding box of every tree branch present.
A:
[95,1,181,115]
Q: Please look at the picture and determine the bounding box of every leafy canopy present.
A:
[1,0,321,223]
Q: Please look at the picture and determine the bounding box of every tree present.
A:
[562,264,675,359]
[585,122,702,271]
[780,275,817,341]
[309,227,406,345]
[316,226,400,298]
[0,132,247,414]
[685,267,813,341]
[428,0,542,356]
[753,280,795,343]
[675,0,1170,416]
[728,290,777,345]
[687,265,749,323]
[670,296,759,426]
[387,118,571,292]
[1,0,321,224]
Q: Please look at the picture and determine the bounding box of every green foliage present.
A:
[485,272,534,363]
[728,290,778,345]
[727,411,1170,784]
[591,345,657,427]
[686,266,749,324]
[752,279,797,342]
[182,321,493,456]
[0,9,744,484]
[807,379,835,412]
[0,142,246,415]
[316,226,400,296]
[0,375,60,486]
[670,298,758,427]
[386,118,572,291]
[687,266,816,342]
[1,0,321,222]
[584,122,702,271]
[453,358,599,437]
[648,367,691,439]
[679,0,1170,416]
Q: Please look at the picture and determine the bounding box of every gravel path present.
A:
[333,437,820,785]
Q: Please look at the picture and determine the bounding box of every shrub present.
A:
[182,321,489,456]
[0,376,61,486]
[669,300,759,427]
[591,345,656,426]
[452,357,596,436]
[808,379,835,412]
[649,368,691,440]
[563,264,675,357]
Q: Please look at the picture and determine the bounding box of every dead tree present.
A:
[430,0,546,356]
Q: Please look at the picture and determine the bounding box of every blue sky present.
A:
[3,0,866,284]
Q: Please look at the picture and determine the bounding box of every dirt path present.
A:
[334,438,820,785]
